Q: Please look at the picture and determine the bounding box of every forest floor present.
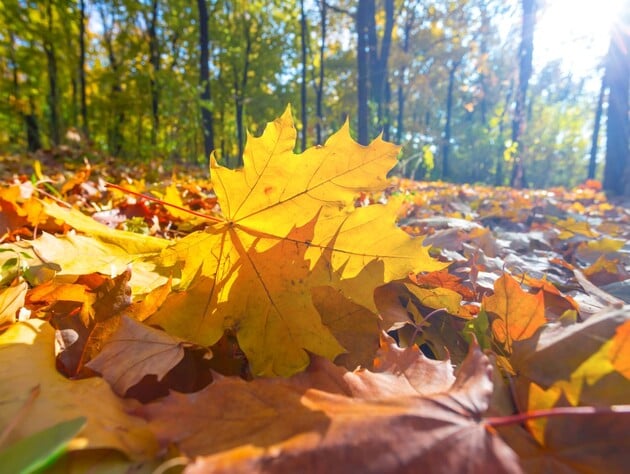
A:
[0,145,629,473]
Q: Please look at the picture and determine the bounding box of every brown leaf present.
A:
[86,316,187,395]
[50,270,133,378]
[312,286,379,370]
[140,343,522,473]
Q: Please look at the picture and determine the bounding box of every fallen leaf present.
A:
[0,319,157,459]
[147,109,445,376]
[29,231,166,296]
[0,281,28,327]
[86,316,187,395]
[140,342,522,473]
[483,274,547,352]
[406,283,474,319]
[609,319,630,379]
[311,286,379,370]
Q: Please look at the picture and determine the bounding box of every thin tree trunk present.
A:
[234,15,252,166]
[78,0,88,137]
[100,6,124,156]
[495,81,514,186]
[44,0,61,145]
[148,0,160,147]
[300,0,308,151]
[396,6,416,148]
[315,0,326,145]
[510,0,536,188]
[197,0,215,167]
[356,0,370,145]
[588,69,606,180]
[442,61,460,180]
[372,0,394,130]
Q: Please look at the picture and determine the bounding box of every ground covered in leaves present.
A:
[1,111,629,473]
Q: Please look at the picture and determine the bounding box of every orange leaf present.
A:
[483,274,546,352]
[610,320,630,380]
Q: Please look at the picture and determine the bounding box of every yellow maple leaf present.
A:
[148,107,446,376]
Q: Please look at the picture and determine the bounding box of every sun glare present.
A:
[535,0,625,77]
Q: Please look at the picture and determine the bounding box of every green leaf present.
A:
[0,417,86,474]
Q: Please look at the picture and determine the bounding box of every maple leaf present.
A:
[483,273,547,353]
[0,319,157,460]
[147,108,446,376]
[139,341,522,473]
[86,316,187,395]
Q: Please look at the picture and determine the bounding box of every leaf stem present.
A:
[485,405,630,427]
[105,182,224,223]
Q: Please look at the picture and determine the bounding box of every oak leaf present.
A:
[147,108,446,376]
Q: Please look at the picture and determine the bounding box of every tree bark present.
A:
[44,0,61,146]
[588,69,606,180]
[603,13,630,196]
[356,0,370,145]
[396,6,416,151]
[442,60,460,180]
[300,0,308,151]
[510,0,537,188]
[315,0,327,145]
[197,0,215,167]
[100,5,124,156]
[148,0,160,147]
[371,0,394,131]
[233,14,252,166]
[78,0,88,137]
[495,81,514,186]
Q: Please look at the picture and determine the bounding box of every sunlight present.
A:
[535,0,625,77]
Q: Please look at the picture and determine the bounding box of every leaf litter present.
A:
[0,109,629,472]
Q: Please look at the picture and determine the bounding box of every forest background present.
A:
[1,0,629,194]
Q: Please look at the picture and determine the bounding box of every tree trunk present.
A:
[300,0,308,151]
[588,69,606,180]
[44,0,61,146]
[234,15,252,167]
[78,0,88,137]
[396,6,416,148]
[510,0,536,188]
[603,12,630,196]
[100,5,124,156]
[197,0,215,167]
[356,0,370,145]
[371,0,394,131]
[148,0,160,147]
[442,61,460,180]
[495,81,514,186]
[315,0,327,145]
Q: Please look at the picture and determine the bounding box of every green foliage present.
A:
[0,0,600,186]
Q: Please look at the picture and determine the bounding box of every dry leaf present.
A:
[86,316,187,395]
[140,342,521,473]
[0,319,157,459]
